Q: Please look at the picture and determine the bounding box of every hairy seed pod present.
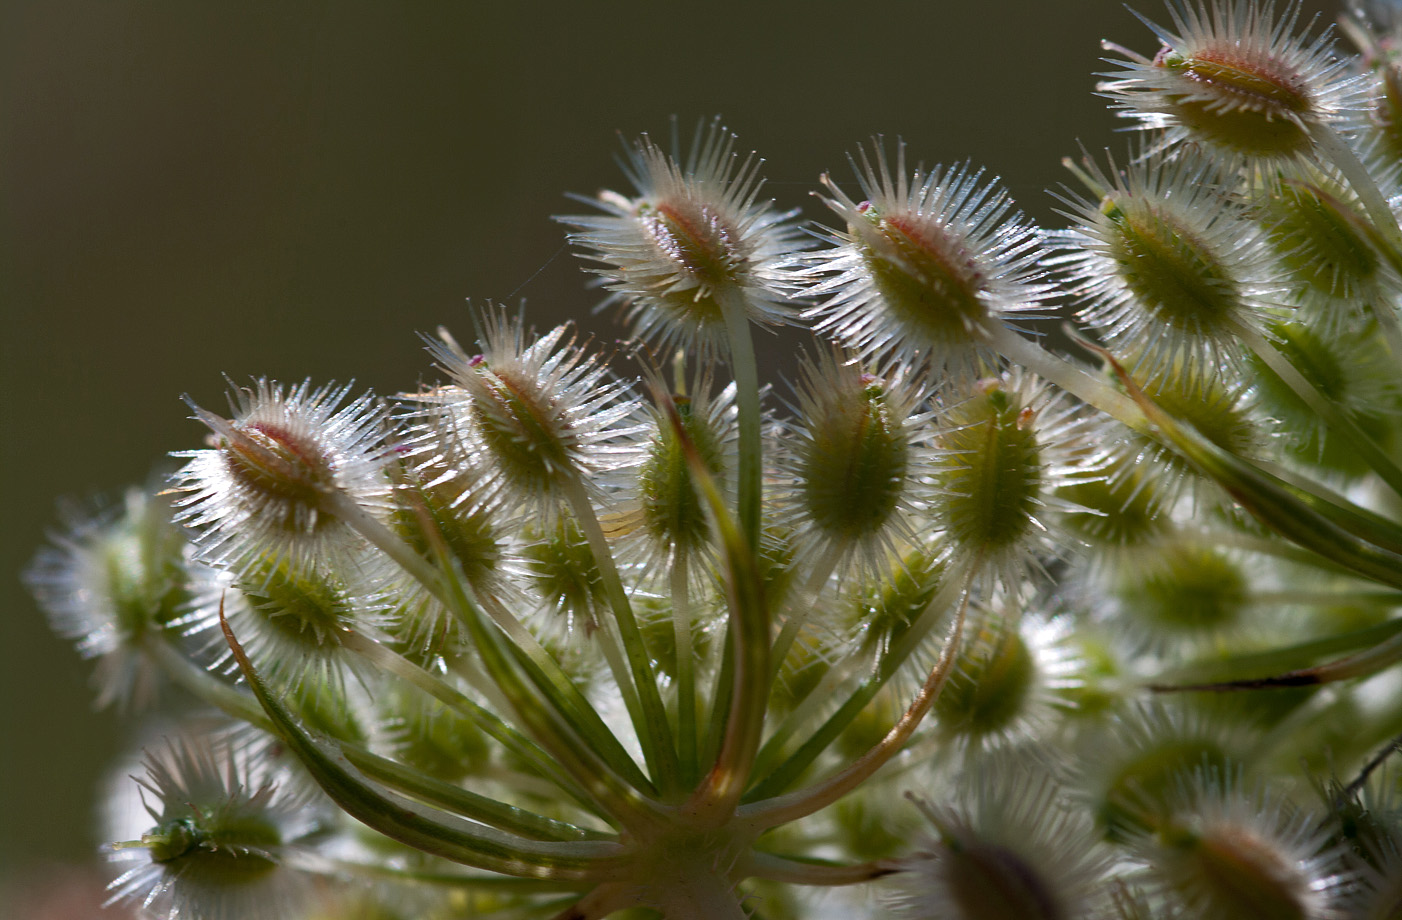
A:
[801,143,1048,374]
[891,755,1112,920]
[932,378,1043,567]
[1057,152,1276,376]
[788,351,931,575]
[174,380,392,576]
[639,391,729,560]
[1141,771,1341,920]
[1100,1,1367,163]
[1117,540,1250,640]
[558,118,804,357]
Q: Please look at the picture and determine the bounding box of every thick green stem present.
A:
[1309,121,1402,252]
[222,611,623,878]
[979,321,1148,431]
[334,485,667,805]
[1151,616,1402,689]
[717,286,764,552]
[1103,352,1402,590]
[469,594,657,796]
[1161,627,1402,691]
[340,630,627,815]
[342,744,611,843]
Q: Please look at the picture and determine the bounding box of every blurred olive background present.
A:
[1,0,1342,894]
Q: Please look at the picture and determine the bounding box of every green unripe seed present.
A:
[1099,739,1231,840]
[637,199,746,292]
[1106,201,1241,337]
[1132,370,1260,483]
[772,630,830,714]
[1250,322,1395,477]
[292,674,368,740]
[834,791,920,861]
[845,549,945,645]
[239,557,353,648]
[1169,96,1312,159]
[1157,51,1314,159]
[523,517,607,626]
[393,477,503,595]
[145,812,281,883]
[798,380,909,542]
[935,382,1043,557]
[381,689,490,783]
[1262,184,1376,297]
[103,508,192,639]
[471,365,577,493]
[1120,543,1247,635]
[635,595,713,681]
[223,422,339,535]
[858,204,988,351]
[1374,63,1402,163]
[144,818,203,863]
[639,397,724,554]
[1255,322,1352,414]
[838,687,902,759]
[1057,459,1169,549]
[935,619,1035,738]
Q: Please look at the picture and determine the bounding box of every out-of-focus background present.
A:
[0,0,1342,902]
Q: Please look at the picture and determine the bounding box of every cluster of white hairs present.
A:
[27,1,1402,917]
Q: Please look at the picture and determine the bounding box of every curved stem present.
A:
[1156,626,1402,692]
[751,566,964,788]
[661,391,770,826]
[559,473,681,796]
[1148,616,1402,689]
[340,630,627,819]
[311,856,585,894]
[337,483,667,806]
[1202,529,1361,573]
[469,594,658,796]
[341,743,613,843]
[222,610,623,878]
[1099,343,1402,590]
[740,575,970,830]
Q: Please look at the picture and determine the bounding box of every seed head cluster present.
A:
[25,3,1402,919]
